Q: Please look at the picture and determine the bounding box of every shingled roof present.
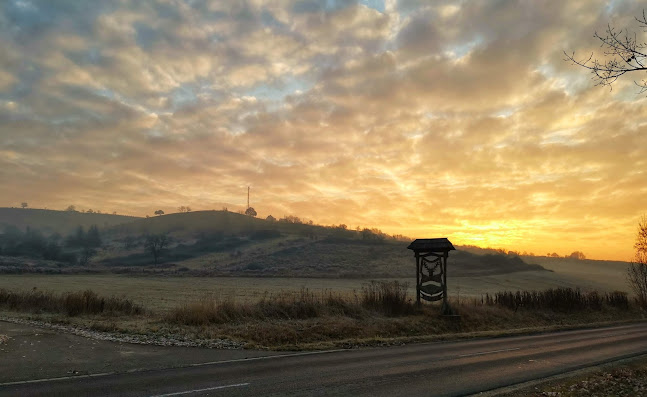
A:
[407,238,455,252]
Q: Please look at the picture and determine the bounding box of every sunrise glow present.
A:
[1,1,646,261]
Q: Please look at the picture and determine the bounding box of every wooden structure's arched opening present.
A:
[407,238,455,311]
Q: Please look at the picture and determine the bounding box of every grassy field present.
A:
[524,256,630,292]
[0,267,628,314]
[0,283,639,350]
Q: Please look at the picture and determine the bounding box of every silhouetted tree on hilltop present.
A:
[569,251,586,260]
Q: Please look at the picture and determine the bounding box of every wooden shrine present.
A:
[407,238,455,310]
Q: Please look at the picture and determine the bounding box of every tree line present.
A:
[0,225,102,265]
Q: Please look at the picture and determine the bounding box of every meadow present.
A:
[0,266,626,314]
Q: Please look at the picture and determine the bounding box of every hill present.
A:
[94,210,546,278]
[0,209,548,278]
[0,207,138,235]
[109,210,329,237]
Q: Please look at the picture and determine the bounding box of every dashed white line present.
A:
[458,347,521,358]
[149,383,250,397]
[0,349,348,387]
[185,348,348,368]
[0,372,116,386]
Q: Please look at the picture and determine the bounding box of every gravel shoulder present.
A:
[0,320,280,383]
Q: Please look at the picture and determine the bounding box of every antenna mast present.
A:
[247,186,250,209]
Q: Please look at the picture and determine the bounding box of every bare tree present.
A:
[144,233,170,264]
[628,216,647,308]
[154,209,165,216]
[565,10,647,93]
[20,202,28,209]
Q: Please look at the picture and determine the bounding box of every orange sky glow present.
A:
[1,1,645,261]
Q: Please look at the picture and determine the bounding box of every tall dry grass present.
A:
[483,288,629,311]
[0,288,143,316]
[360,280,414,316]
[165,281,415,326]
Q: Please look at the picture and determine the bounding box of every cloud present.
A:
[0,0,645,260]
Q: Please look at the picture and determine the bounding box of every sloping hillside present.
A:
[0,208,138,235]
[0,209,548,278]
[215,239,546,278]
[109,210,330,237]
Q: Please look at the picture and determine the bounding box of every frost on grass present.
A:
[531,364,647,396]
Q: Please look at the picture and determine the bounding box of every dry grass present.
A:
[500,356,647,396]
[0,283,642,350]
[0,288,143,316]
[0,272,621,314]
[165,281,412,326]
[484,288,629,311]
[159,285,642,349]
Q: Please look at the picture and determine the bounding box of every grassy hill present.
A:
[93,210,547,278]
[0,207,138,235]
[0,208,548,278]
[110,210,329,237]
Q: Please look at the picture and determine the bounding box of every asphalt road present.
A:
[2,322,647,396]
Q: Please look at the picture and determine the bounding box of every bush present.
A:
[0,288,143,316]
[484,288,631,312]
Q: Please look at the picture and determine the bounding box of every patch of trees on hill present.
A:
[0,224,102,265]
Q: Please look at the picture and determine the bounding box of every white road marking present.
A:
[0,372,116,386]
[149,383,250,397]
[458,347,520,358]
[0,349,348,387]
[185,348,348,368]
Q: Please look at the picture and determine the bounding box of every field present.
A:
[523,256,630,292]
[0,265,627,314]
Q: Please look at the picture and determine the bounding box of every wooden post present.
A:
[442,252,448,312]
[415,253,421,306]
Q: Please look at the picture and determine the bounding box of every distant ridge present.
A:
[0,207,139,234]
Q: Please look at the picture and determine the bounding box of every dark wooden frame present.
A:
[408,238,455,310]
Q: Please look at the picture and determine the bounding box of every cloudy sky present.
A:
[1,0,646,260]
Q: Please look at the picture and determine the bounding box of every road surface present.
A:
[2,321,647,396]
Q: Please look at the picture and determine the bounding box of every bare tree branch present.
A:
[565,10,647,94]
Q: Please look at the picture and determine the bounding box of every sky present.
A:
[1,0,646,261]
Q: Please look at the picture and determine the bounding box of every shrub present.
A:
[484,288,631,312]
[0,288,143,316]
